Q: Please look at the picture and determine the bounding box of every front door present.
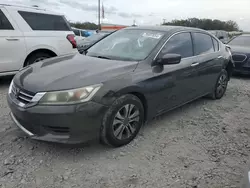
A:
[0,9,26,73]
[151,32,200,113]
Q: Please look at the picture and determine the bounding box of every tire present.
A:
[26,52,52,66]
[100,94,144,147]
[209,69,228,100]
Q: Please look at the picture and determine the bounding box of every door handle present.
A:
[217,56,223,59]
[191,62,199,67]
[6,38,19,41]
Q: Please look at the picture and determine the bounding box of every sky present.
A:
[3,0,250,31]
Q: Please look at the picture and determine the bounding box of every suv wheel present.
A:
[100,94,144,147]
[26,52,52,66]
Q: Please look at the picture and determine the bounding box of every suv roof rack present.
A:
[0,3,46,11]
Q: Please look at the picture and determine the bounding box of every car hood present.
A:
[14,54,138,93]
[229,45,250,54]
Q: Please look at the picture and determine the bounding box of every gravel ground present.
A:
[0,76,250,188]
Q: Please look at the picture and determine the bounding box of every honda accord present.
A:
[8,26,233,147]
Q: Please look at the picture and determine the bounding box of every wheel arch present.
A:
[24,49,57,67]
[115,86,148,122]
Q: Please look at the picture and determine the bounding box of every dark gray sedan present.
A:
[228,34,250,75]
[7,26,233,147]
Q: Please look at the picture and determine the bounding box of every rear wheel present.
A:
[209,69,228,100]
[100,94,144,147]
[26,52,52,66]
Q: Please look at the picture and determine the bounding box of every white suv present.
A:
[0,4,78,76]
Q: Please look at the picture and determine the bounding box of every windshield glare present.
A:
[228,36,250,47]
[85,33,106,43]
[86,29,164,61]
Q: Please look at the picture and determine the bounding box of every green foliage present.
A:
[69,22,98,30]
[163,18,239,31]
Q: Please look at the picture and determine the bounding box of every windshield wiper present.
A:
[96,55,110,60]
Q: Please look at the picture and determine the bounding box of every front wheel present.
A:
[209,69,228,100]
[100,94,144,147]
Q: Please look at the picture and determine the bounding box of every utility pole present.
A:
[98,0,101,30]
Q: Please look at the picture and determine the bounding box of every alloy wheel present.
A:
[112,104,140,140]
[216,74,228,97]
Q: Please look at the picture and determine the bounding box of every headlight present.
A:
[39,84,102,105]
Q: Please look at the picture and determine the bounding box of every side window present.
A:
[81,30,87,37]
[0,10,14,30]
[18,11,71,31]
[193,33,214,55]
[212,38,219,51]
[73,29,80,36]
[160,32,193,58]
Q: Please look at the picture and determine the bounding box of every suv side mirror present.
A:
[154,53,181,66]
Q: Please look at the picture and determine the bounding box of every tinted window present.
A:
[81,30,87,37]
[193,33,214,55]
[18,11,70,31]
[73,29,80,36]
[212,38,219,51]
[160,32,193,58]
[0,10,13,30]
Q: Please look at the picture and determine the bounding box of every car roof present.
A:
[124,26,207,33]
[0,3,60,15]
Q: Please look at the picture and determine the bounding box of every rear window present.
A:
[18,11,71,31]
[0,10,13,30]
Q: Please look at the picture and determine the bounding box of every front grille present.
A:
[12,84,35,104]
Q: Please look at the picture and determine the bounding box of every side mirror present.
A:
[154,53,181,66]
[218,36,224,40]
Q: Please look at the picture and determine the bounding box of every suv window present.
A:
[0,10,13,30]
[160,32,193,58]
[212,38,219,51]
[73,29,80,36]
[18,11,71,31]
[193,33,214,55]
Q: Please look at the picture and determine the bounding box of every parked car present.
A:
[72,27,93,45]
[7,26,233,147]
[77,33,110,54]
[208,30,230,43]
[0,3,77,76]
[227,34,250,74]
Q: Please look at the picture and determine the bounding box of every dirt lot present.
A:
[0,76,250,188]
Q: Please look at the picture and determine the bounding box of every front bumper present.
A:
[7,95,109,144]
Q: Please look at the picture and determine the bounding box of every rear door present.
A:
[152,32,201,112]
[0,8,26,72]
[191,32,222,95]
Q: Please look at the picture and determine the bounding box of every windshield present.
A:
[84,33,107,43]
[228,36,250,47]
[86,29,164,61]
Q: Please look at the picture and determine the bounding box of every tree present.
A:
[69,22,98,30]
[163,18,240,31]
